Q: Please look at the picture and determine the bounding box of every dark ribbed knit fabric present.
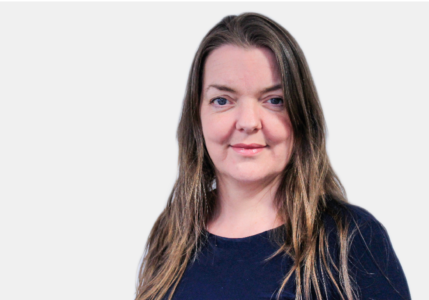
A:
[168,203,411,300]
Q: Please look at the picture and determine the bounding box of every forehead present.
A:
[202,45,281,95]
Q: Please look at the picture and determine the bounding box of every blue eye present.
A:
[267,98,283,105]
[211,97,228,105]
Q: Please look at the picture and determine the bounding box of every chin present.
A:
[227,171,273,183]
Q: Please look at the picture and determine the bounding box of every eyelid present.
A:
[209,96,233,105]
[265,96,284,104]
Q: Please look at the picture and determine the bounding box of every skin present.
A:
[200,44,294,238]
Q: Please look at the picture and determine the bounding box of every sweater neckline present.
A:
[203,224,285,242]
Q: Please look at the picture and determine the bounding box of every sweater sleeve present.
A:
[346,205,411,300]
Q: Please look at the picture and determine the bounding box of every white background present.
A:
[0,2,427,300]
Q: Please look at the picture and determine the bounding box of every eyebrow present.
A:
[205,83,282,95]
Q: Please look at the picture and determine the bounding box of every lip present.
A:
[230,143,266,149]
[230,143,267,156]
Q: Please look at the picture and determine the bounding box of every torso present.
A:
[169,225,295,300]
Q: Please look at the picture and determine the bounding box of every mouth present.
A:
[230,143,267,149]
[230,143,267,156]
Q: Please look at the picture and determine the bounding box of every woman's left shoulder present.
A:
[324,199,412,299]
[323,199,388,238]
[342,202,386,235]
[324,197,379,224]
[324,200,399,271]
[339,202,393,256]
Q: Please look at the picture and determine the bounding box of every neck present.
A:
[207,174,284,238]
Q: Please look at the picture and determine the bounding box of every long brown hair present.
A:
[136,12,356,300]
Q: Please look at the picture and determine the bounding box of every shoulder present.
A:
[331,201,394,255]
[322,198,411,299]
[323,199,394,268]
[323,198,385,238]
[334,202,391,261]
[323,197,378,223]
[321,199,390,261]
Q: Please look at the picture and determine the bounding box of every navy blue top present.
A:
[169,203,411,300]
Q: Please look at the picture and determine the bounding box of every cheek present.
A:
[201,112,233,166]
[264,114,293,144]
[263,114,294,160]
[201,113,232,146]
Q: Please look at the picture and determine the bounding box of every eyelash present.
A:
[210,97,284,106]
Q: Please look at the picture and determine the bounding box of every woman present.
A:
[135,12,410,300]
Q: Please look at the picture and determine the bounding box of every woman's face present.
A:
[200,44,294,186]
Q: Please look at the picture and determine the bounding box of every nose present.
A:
[235,100,262,133]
